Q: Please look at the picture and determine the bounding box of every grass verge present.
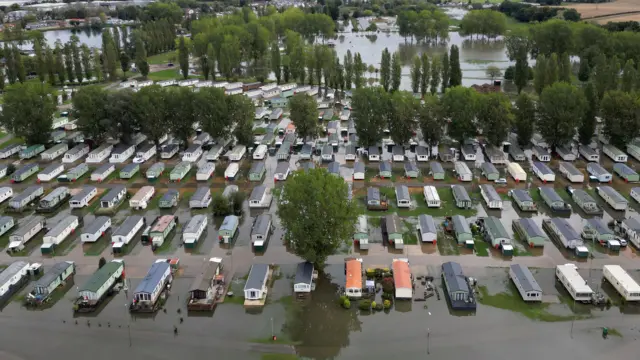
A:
[84,238,109,256]
[474,239,490,257]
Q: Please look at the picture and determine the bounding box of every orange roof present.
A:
[345,259,362,289]
[392,260,411,289]
[286,123,296,130]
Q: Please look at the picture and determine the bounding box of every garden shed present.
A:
[481,162,499,181]
[613,163,639,182]
[429,162,445,180]
[452,185,471,208]
[513,218,547,247]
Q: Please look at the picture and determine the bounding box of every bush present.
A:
[371,301,377,309]
[358,299,372,311]
[381,278,394,294]
[383,300,391,309]
[365,269,376,278]
[381,292,393,300]
[375,303,384,311]
[342,299,351,309]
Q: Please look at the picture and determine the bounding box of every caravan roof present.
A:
[510,264,542,293]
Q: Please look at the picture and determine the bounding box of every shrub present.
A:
[375,303,384,311]
[342,299,351,309]
[383,300,391,309]
[371,301,377,309]
[358,299,372,311]
[381,292,393,300]
[381,278,394,294]
[365,269,376,278]
[339,295,347,305]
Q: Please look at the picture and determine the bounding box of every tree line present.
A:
[408,45,462,95]
[396,7,449,43]
[458,10,507,39]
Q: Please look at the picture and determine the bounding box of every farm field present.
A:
[560,0,640,21]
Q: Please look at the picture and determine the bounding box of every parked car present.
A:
[566,185,575,195]
[494,178,507,184]
[616,237,628,247]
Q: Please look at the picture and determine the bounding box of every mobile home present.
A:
[0,164,7,179]
[571,189,602,215]
[251,214,272,249]
[392,259,412,299]
[218,215,239,244]
[627,143,640,162]
[353,161,365,180]
[622,217,640,248]
[415,146,429,162]
[418,214,437,243]
[111,215,145,253]
[41,215,79,254]
[538,187,571,212]
[385,214,404,249]
[11,163,39,183]
[40,143,68,161]
[543,218,584,250]
[7,216,45,253]
[632,187,640,203]
[196,162,215,181]
[513,218,546,247]
[117,163,139,180]
[602,265,640,302]
[130,261,172,312]
[354,215,368,249]
[86,144,113,163]
[0,261,29,304]
[559,162,584,183]
[461,145,476,161]
[579,145,599,162]
[532,146,550,162]
[532,161,555,182]
[327,161,340,176]
[227,145,246,161]
[243,263,269,301]
[344,258,363,299]
[556,146,576,161]
[133,143,156,164]
[613,163,639,182]
[587,163,612,183]
[109,144,135,163]
[0,187,12,204]
[395,185,411,208]
[442,261,476,310]
[146,162,165,180]
[150,215,176,249]
[430,162,445,180]
[507,162,527,183]
[509,264,542,302]
[248,161,266,182]
[510,189,536,212]
[224,162,239,180]
[74,260,124,312]
[452,185,472,209]
[597,186,628,210]
[183,214,207,249]
[439,148,457,162]
[294,262,315,298]
[182,145,203,162]
[161,144,179,159]
[100,186,127,209]
[20,144,45,159]
[555,264,593,303]
[91,163,115,182]
[480,184,503,210]
[170,162,192,182]
[37,187,69,212]
[192,133,211,145]
[9,185,44,210]
[159,189,179,209]
[0,216,15,237]
[80,216,111,243]
[274,161,290,181]
[508,144,526,161]
[482,216,512,254]
[481,162,499,181]
[404,162,420,178]
[454,161,472,182]
[37,163,64,182]
[27,261,75,304]
[129,186,155,210]
[423,185,441,208]
[189,187,212,209]
[392,146,405,162]
[69,186,97,208]
[253,144,267,160]
[379,161,392,178]
[583,218,616,246]
[0,143,25,159]
[603,144,627,163]
[59,163,89,182]
[249,185,272,209]
[367,146,380,162]
[484,145,507,164]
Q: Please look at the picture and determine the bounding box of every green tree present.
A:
[98,257,106,269]
[420,53,430,96]
[0,68,5,91]
[514,93,536,147]
[621,60,636,93]
[81,45,92,81]
[134,33,149,78]
[410,55,422,94]
[344,50,353,90]
[290,93,319,140]
[207,44,216,81]
[388,91,418,145]
[64,43,74,83]
[449,45,461,87]
[353,52,365,89]
[538,83,586,147]
[442,86,478,142]
[13,46,25,84]
[558,52,571,83]
[477,92,513,147]
[133,85,170,149]
[218,35,241,80]
[441,51,449,93]
[178,36,189,79]
[380,48,391,92]
[277,168,359,267]
[71,37,83,83]
[485,66,502,81]
[579,82,598,145]
[271,42,281,84]
[102,32,118,81]
[390,52,401,92]
[34,38,46,83]
[352,87,388,147]
[533,54,547,95]
[72,86,111,142]
[45,46,56,86]
[4,43,16,84]
[92,49,103,82]
[563,9,581,22]
[506,32,531,94]
[430,56,441,95]
[600,90,640,148]
[227,95,255,147]
[592,53,609,99]
[120,52,131,76]
[1,83,56,144]
[546,53,559,87]
[578,57,590,82]
[212,193,231,216]
[418,95,443,153]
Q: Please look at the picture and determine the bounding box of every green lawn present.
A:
[84,238,110,256]
[474,238,490,257]
[0,136,24,146]
[147,69,182,81]
[148,51,178,65]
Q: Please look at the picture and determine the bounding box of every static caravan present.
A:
[90,163,115,182]
[481,162,499,181]
[375,161,390,179]
[418,214,437,243]
[109,144,135,163]
[294,262,316,298]
[111,215,145,253]
[100,186,127,209]
[0,143,25,159]
[0,216,15,237]
[0,187,12,204]
[439,148,457,162]
[597,186,628,211]
[37,187,69,212]
[0,164,7,179]
[276,142,292,161]
[253,144,268,160]
[299,144,312,160]
[41,143,69,161]
[129,186,155,210]
[9,186,44,210]
[69,186,97,208]
[150,215,176,249]
[320,145,333,162]
[300,162,315,173]
[385,214,403,249]
[452,185,472,209]
[189,187,212,209]
[507,162,526,183]
[159,189,179,209]
[249,185,272,209]
[510,189,536,212]
[423,186,441,208]
[485,145,507,164]
[452,215,473,247]
[243,263,270,301]
[622,217,640,248]
[40,215,79,254]
[274,161,290,181]
[539,187,571,212]
[146,162,165,180]
[7,216,45,253]
[603,144,627,163]
[392,146,405,162]
[415,146,429,162]
[572,189,602,215]
[20,144,45,159]
[532,146,551,162]
[182,214,207,249]
[28,261,75,304]
[353,162,365,180]
[544,218,584,250]
[251,214,272,249]
[182,145,203,163]
[249,161,266,182]
[218,215,239,244]
[11,163,39,183]
[170,162,192,182]
[532,161,555,183]
[531,134,548,148]
[395,185,411,208]
[513,218,547,247]
[59,163,89,182]
[354,215,368,249]
[179,79,198,87]
[345,145,357,161]
[52,130,66,143]
[86,144,113,163]
[480,184,503,210]
[392,259,412,299]
[404,162,419,178]
[117,163,138,180]
[510,264,542,302]
[556,146,576,161]
[195,162,215,181]
[161,144,179,159]
[225,163,239,180]
[430,162,445,180]
[368,146,380,162]
[255,107,270,120]
[208,143,228,162]
[559,162,584,183]
[454,162,472,182]
[0,261,29,304]
[327,161,340,177]
[74,260,124,312]
[583,218,615,245]
[602,265,640,302]
[327,120,339,135]
[133,143,156,164]
[461,145,476,161]
[579,145,599,162]
[227,145,246,162]
[587,163,612,183]
[38,163,64,182]
[555,264,593,303]
[614,163,639,182]
[129,261,172,312]
[482,216,513,254]
[632,187,640,203]
[345,258,363,299]
[627,143,640,162]
[80,216,111,243]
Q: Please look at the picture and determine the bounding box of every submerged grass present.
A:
[261,354,299,360]
[84,238,109,256]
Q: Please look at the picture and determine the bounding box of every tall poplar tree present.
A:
[178,37,189,79]
[449,45,462,87]
[390,52,401,92]
[380,48,391,92]
[420,53,430,96]
[34,38,46,82]
[271,42,281,84]
[440,51,449,93]
[45,46,56,86]
[410,55,421,94]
